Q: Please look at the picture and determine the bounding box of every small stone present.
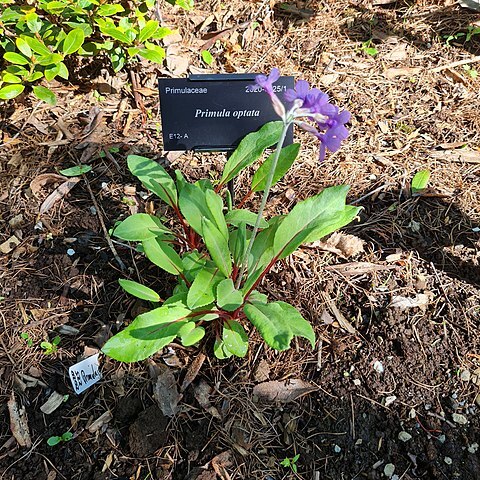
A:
[355,438,363,446]
[334,444,341,453]
[437,434,446,444]
[408,408,416,419]
[373,360,384,373]
[460,370,471,382]
[424,403,432,411]
[384,395,396,407]
[384,463,395,478]
[468,443,479,454]
[398,431,412,442]
[90,206,97,215]
[353,379,361,386]
[452,413,468,425]
[444,456,452,465]
[66,248,75,256]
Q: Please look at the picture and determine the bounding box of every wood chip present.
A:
[40,392,65,415]
[8,392,32,448]
[88,411,113,433]
[0,235,20,254]
[253,379,317,403]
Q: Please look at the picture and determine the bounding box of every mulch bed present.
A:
[1,1,479,479]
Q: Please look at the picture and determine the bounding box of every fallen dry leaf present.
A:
[181,353,205,392]
[151,364,181,417]
[30,173,68,198]
[39,178,81,215]
[8,392,32,448]
[194,380,221,419]
[312,232,364,258]
[390,293,430,310]
[385,67,422,79]
[211,451,233,480]
[321,292,357,335]
[253,379,316,403]
[254,359,270,383]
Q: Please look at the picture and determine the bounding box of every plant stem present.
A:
[235,122,290,289]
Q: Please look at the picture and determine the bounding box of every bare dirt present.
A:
[1,1,480,479]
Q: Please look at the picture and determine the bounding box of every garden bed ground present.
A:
[1,1,480,479]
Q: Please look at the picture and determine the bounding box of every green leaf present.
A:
[220,121,283,186]
[57,62,69,79]
[229,222,247,265]
[102,305,191,362]
[214,337,233,359]
[225,209,268,228]
[16,37,32,57]
[222,319,248,357]
[59,164,91,176]
[127,155,177,207]
[62,28,85,54]
[113,214,171,241]
[37,53,64,66]
[47,436,62,446]
[143,237,184,275]
[32,85,56,105]
[205,189,228,239]
[276,301,315,348]
[216,278,243,311]
[26,71,43,82]
[201,49,213,65]
[138,19,159,43]
[251,143,300,192]
[411,169,430,195]
[182,251,206,283]
[61,432,73,442]
[110,46,126,72]
[138,45,165,64]
[178,183,208,235]
[4,52,30,65]
[96,4,125,16]
[100,26,132,43]
[2,73,22,83]
[179,325,205,346]
[151,26,173,40]
[0,84,24,100]
[118,279,161,302]
[171,0,194,9]
[202,217,232,277]
[22,36,51,56]
[244,301,293,350]
[273,186,360,259]
[187,266,224,310]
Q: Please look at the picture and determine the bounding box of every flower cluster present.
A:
[255,68,351,160]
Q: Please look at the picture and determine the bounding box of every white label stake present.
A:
[69,354,101,394]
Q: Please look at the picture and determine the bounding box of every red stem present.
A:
[237,190,254,209]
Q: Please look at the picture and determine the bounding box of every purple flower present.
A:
[255,68,280,97]
[258,69,351,160]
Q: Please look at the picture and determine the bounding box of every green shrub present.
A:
[0,0,193,103]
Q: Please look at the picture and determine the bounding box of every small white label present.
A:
[69,354,101,394]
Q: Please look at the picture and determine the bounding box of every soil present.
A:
[1,1,480,480]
